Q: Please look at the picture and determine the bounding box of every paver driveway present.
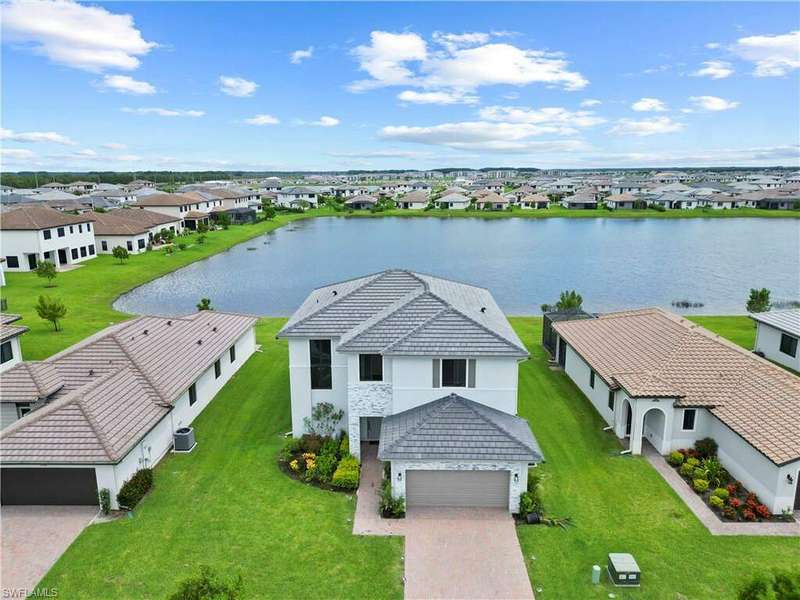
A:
[1,506,98,596]
[403,507,534,600]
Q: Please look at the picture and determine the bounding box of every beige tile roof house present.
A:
[554,308,800,466]
[0,311,257,464]
[0,205,91,230]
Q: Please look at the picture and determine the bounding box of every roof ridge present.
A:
[437,302,529,355]
[380,304,452,353]
[110,331,171,402]
[338,287,432,348]
[382,397,451,455]
[73,374,120,462]
[463,398,538,456]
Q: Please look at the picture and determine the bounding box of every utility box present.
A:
[607,553,640,587]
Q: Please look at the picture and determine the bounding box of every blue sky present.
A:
[1,1,799,171]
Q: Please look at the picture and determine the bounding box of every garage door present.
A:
[1,468,98,505]
[406,470,509,508]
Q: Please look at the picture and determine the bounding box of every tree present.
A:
[262,205,276,220]
[35,295,67,331]
[112,246,130,264]
[746,288,771,313]
[167,565,243,600]
[197,222,209,234]
[197,234,207,245]
[197,298,213,311]
[35,260,57,287]
[303,402,344,437]
[216,213,231,230]
[556,290,583,311]
[738,569,800,600]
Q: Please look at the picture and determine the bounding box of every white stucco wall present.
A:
[754,322,800,371]
[390,459,529,512]
[2,225,96,271]
[563,344,615,427]
[0,336,23,374]
[96,233,149,254]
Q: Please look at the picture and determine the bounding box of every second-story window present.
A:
[310,339,332,389]
[57,227,65,237]
[434,359,476,388]
[43,229,52,240]
[359,354,383,381]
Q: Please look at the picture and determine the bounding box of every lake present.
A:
[114,217,799,316]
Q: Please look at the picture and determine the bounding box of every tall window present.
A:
[442,359,467,387]
[682,409,696,431]
[309,339,332,389]
[127,241,133,251]
[780,333,798,357]
[101,241,108,251]
[43,230,52,240]
[1,341,13,364]
[214,359,221,379]
[137,239,145,250]
[71,248,78,260]
[589,370,596,389]
[359,354,383,381]
[57,227,65,237]
[80,246,87,257]
[607,390,615,411]
[188,383,197,406]
[229,345,236,362]
[5,256,19,268]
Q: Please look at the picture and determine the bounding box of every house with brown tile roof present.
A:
[87,209,182,254]
[0,205,98,271]
[0,311,258,507]
[550,307,800,513]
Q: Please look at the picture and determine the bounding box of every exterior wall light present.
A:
[788,474,794,485]
[513,472,519,483]
[397,472,402,481]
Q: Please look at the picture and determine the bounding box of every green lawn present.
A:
[38,319,404,600]
[511,317,800,600]
[688,315,757,348]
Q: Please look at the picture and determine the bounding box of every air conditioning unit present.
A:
[174,427,196,452]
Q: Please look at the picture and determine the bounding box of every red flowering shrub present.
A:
[742,508,756,521]
[729,497,742,509]
[755,504,771,519]
[726,483,739,496]
[745,492,759,505]
[722,506,737,520]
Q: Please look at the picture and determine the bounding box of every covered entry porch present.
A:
[614,396,676,455]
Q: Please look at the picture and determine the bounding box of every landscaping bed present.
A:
[278,432,360,492]
[667,438,795,523]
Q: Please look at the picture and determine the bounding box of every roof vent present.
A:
[167,320,172,326]
[89,369,94,376]
[197,339,202,345]
[333,290,338,296]
[143,329,148,335]
[212,326,217,332]
[480,307,486,313]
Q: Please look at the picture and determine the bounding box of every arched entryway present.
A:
[642,407,669,454]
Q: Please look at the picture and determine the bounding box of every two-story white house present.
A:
[751,309,800,372]
[276,187,319,209]
[278,270,543,511]
[0,205,97,271]
[551,308,800,515]
[133,193,213,231]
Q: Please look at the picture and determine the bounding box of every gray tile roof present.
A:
[0,311,257,464]
[750,309,800,337]
[378,393,543,462]
[278,270,528,357]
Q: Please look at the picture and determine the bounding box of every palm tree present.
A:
[556,290,583,311]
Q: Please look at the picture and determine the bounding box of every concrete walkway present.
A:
[1,505,98,595]
[353,444,534,599]
[644,444,800,536]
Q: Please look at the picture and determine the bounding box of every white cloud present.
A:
[218,76,258,97]
[397,90,479,105]
[290,46,314,64]
[580,99,601,107]
[0,127,76,145]
[100,74,156,94]
[102,142,127,150]
[478,105,606,128]
[609,116,683,136]
[631,97,667,112]
[502,91,520,100]
[692,60,734,79]
[327,149,433,159]
[732,30,800,77]
[1,148,36,159]
[314,116,340,127]
[688,95,740,111]
[379,121,590,153]
[705,42,721,49]
[1,0,156,71]
[121,107,204,117]
[349,30,587,93]
[244,114,280,126]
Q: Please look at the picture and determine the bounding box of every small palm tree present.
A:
[197,298,213,311]
[556,290,583,311]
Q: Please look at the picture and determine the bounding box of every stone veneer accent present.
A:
[347,383,392,460]
[390,460,529,512]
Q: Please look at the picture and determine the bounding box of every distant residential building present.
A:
[133,193,215,230]
[276,187,319,209]
[438,193,471,210]
[88,209,182,254]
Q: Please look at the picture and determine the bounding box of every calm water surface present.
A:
[114,217,799,316]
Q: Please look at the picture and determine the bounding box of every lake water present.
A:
[114,217,799,316]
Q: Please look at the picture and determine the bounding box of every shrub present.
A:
[283,436,303,455]
[320,437,339,458]
[722,506,737,520]
[742,508,756,522]
[686,457,700,468]
[695,437,718,458]
[679,463,695,477]
[709,495,725,510]
[738,569,800,600]
[303,402,344,437]
[693,467,707,480]
[300,433,324,454]
[519,491,535,517]
[339,435,349,457]
[117,468,153,509]
[693,478,709,493]
[727,482,740,496]
[178,242,188,251]
[755,504,771,519]
[701,457,728,487]
[667,451,685,466]
[730,498,743,510]
[712,487,730,501]
[379,478,405,517]
[313,453,337,483]
[167,565,243,600]
[332,456,360,490]
[99,488,111,515]
[525,469,545,514]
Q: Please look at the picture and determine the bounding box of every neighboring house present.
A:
[605,192,638,210]
[67,181,96,194]
[0,314,28,376]
[87,209,181,254]
[408,181,433,193]
[438,193,471,210]
[612,179,648,195]
[89,189,137,206]
[133,193,213,230]
[551,307,800,514]
[0,206,97,271]
[519,193,550,209]
[0,311,258,507]
[561,190,598,209]
[397,190,429,210]
[39,182,69,192]
[344,194,378,210]
[277,269,543,512]
[474,192,508,210]
[751,310,800,372]
[276,187,319,209]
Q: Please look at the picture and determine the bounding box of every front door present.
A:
[625,403,633,437]
[360,417,382,442]
[58,249,68,265]
[27,254,37,270]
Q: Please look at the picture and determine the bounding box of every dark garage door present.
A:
[1,468,98,505]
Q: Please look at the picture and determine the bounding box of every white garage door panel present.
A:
[406,470,509,508]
